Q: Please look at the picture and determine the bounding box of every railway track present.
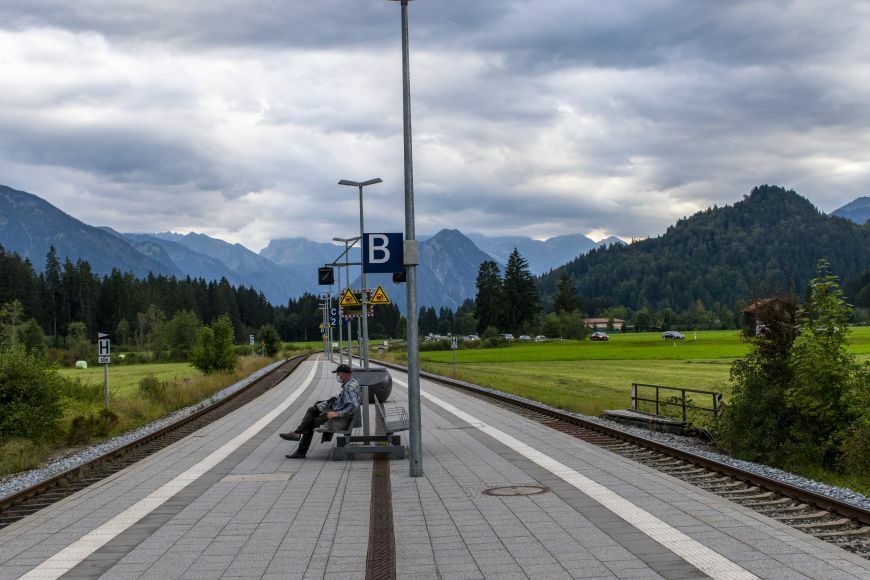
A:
[0,354,311,530]
[376,359,870,560]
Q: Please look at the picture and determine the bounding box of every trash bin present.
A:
[351,368,392,403]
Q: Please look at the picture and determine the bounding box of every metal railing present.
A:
[631,383,723,424]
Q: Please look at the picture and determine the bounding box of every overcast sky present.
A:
[1,0,869,251]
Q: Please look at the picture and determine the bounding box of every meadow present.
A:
[386,328,870,417]
[59,362,203,396]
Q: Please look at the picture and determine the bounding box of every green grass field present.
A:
[59,362,202,396]
[390,328,870,417]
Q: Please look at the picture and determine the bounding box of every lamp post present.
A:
[387,0,422,477]
[333,236,359,366]
[338,178,382,370]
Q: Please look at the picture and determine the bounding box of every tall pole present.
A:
[345,240,352,366]
[358,184,370,369]
[399,0,423,477]
[337,265,344,365]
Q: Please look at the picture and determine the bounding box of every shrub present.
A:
[64,377,103,404]
[138,374,167,400]
[420,339,452,352]
[258,324,282,357]
[66,409,119,445]
[0,347,65,441]
[191,316,237,373]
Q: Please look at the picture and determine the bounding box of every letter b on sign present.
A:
[363,232,403,274]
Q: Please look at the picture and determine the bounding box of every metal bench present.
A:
[373,397,409,435]
[330,396,407,460]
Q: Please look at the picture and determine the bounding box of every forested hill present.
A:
[539,185,870,312]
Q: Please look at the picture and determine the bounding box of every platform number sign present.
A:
[362,233,404,274]
[97,333,111,364]
[329,307,339,327]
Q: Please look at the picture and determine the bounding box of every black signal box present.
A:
[318,267,335,285]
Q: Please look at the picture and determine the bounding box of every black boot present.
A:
[286,431,313,458]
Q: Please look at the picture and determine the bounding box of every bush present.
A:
[0,347,65,441]
[258,324,282,357]
[483,337,510,348]
[138,374,167,400]
[420,339,452,352]
[192,315,236,373]
[64,377,103,404]
[66,409,119,445]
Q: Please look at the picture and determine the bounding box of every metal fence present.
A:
[631,383,723,424]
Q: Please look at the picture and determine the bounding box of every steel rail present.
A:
[0,353,311,520]
[374,359,870,526]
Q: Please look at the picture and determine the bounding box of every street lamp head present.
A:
[338,178,382,187]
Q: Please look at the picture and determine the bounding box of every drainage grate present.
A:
[482,485,550,497]
[366,426,396,580]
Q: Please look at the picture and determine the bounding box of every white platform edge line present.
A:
[19,361,320,580]
[394,378,758,580]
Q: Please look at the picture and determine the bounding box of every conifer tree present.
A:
[502,249,539,333]
[475,261,503,333]
[554,273,581,313]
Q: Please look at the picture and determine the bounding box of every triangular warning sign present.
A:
[370,285,391,305]
[340,288,360,307]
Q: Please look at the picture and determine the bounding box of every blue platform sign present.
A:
[362,233,403,274]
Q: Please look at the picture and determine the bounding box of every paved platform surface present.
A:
[1,356,869,579]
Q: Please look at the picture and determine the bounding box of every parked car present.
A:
[590,331,609,341]
[534,335,546,342]
[465,334,480,341]
[662,331,685,340]
[500,333,515,341]
[518,335,532,342]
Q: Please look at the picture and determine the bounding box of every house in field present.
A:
[583,317,625,331]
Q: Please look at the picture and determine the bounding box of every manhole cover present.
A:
[482,485,550,497]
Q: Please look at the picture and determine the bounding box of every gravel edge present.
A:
[0,360,285,501]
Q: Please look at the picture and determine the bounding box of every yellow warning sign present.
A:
[340,288,360,307]
[370,285,391,305]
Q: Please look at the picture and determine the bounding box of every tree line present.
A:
[0,244,402,356]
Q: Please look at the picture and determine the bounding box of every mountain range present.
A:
[540,185,870,313]
[467,233,623,275]
[0,184,614,310]
[831,196,870,225]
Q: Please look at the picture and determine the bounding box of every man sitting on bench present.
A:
[278,363,361,459]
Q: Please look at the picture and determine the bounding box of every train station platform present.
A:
[2,356,869,579]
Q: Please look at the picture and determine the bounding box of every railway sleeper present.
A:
[813,526,870,539]
[698,480,745,490]
[718,486,761,496]
[689,475,735,485]
[619,450,657,458]
[648,458,685,466]
[740,496,790,507]
[755,503,810,515]
[777,511,832,522]
[665,467,709,476]
[792,518,852,530]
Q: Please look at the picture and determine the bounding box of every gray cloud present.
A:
[1,0,869,251]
